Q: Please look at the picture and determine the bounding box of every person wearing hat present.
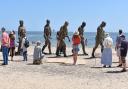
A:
[42,19,52,54]
[101,33,113,67]
[78,22,88,55]
[17,20,26,55]
[1,27,10,65]
[56,21,70,57]
[33,41,44,65]
[72,31,81,65]
[91,21,106,58]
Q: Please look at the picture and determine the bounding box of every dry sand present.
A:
[0,46,128,89]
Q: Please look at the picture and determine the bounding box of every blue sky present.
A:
[0,0,128,32]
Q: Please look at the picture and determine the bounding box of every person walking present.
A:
[101,33,113,67]
[91,21,106,58]
[42,19,52,54]
[56,21,70,57]
[1,27,10,65]
[78,22,88,55]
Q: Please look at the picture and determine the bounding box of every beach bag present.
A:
[24,38,29,48]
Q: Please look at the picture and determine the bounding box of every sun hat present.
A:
[74,31,79,35]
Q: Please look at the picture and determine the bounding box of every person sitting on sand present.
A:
[33,41,44,65]
[101,33,113,68]
[72,31,81,65]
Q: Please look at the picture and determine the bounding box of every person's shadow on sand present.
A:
[105,70,125,73]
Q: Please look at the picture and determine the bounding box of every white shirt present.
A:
[103,36,113,48]
[21,37,27,52]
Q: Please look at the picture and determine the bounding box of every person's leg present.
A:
[100,42,104,53]
[12,47,15,61]
[92,41,99,57]
[121,57,126,72]
[23,51,25,61]
[25,51,27,61]
[2,46,6,64]
[17,38,22,54]
[5,47,9,65]
[10,48,13,61]
[73,53,77,65]
[48,39,51,54]
[63,41,67,57]
[73,53,76,65]
[117,56,122,67]
[81,39,88,55]
[42,40,48,53]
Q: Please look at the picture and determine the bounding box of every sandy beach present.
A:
[0,46,128,89]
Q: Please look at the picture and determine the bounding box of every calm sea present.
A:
[6,31,128,47]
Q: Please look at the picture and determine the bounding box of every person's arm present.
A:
[44,27,47,39]
[49,26,52,37]
[66,35,70,42]
[18,27,20,38]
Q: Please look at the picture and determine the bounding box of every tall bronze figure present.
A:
[42,20,52,54]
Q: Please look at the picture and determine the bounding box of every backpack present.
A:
[24,38,29,48]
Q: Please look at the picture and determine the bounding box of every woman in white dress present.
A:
[101,33,113,67]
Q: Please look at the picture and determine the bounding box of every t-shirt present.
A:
[120,40,128,57]
[72,35,81,45]
[1,32,10,47]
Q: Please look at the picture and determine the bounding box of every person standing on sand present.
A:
[120,35,128,72]
[56,21,70,57]
[78,22,88,55]
[72,31,81,65]
[42,20,52,54]
[21,34,28,61]
[17,20,26,55]
[115,30,125,67]
[9,31,16,61]
[91,21,106,58]
[101,33,113,68]
[1,27,10,65]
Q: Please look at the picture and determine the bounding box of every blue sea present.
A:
[7,31,128,47]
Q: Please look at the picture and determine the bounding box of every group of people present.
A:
[1,20,128,72]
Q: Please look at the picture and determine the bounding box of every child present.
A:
[9,31,15,61]
[72,31,81,65]
[21,34,28,61]
[33,41,44,65]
